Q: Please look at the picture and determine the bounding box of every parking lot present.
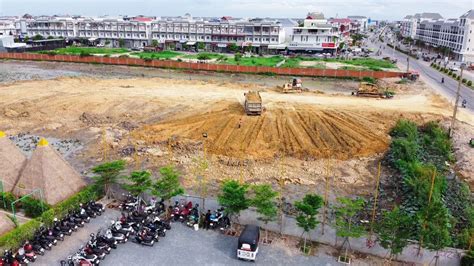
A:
[33,208,340,266]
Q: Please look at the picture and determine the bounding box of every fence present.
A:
[0,52,405,79]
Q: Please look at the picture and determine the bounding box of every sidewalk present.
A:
[177,195,463,265]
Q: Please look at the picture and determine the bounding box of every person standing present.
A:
[205,210,211,230]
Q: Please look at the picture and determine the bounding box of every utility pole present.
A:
[449,63,465,137]
[406,56,410,73]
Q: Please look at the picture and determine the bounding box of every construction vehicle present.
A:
[244,91,262,116]
[281,78,303,93]
[402,70,420,82]
[353,82,394,98]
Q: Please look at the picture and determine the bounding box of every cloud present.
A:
[0,0,471,20]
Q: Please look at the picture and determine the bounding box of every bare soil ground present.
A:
[1,61,473,197]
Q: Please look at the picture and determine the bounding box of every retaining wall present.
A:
[0,52,405,79]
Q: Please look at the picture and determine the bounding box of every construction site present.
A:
[0,60,473,201]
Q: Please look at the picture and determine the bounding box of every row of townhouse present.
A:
[400,10,474,62]
[9,12,366,54]
[0,17,16,36]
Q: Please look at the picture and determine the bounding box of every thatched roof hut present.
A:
[0,131,27,192]
[13,138,86,205]
[0,214,15,236]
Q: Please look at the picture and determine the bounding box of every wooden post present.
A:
[367,161,381,247]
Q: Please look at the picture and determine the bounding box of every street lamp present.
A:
[449,62,466,137]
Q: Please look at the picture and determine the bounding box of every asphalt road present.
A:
[368,32,474,114]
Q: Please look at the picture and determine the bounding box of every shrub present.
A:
[118,54,129,58]
[0,219,41,250]
[390,119,418,141]
[79,51,91,57]
[467,80,472,86]
[197,53,212,60]
[46,51,57,56]
[234,53,242,62]
[103,54,110,58]
[462,78,467,83]
[362,77,377,84]
[0,192,16,210]
[21,197,49,218]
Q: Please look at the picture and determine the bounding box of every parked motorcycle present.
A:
[0,249,20,266]
[24,240,44,256]
[132,229,155,246]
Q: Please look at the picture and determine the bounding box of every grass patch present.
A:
[279,56,395,69]
[135,50,183,60]
[223,55,284,67]
[38,47,129,55]
[182,52,225,60]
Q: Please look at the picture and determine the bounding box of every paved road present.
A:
[368,32,474,114]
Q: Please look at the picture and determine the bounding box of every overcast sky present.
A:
[0,0,472,20]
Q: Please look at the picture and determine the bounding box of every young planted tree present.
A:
[294,194,323,253]
[376,207,413,261]
[122,170,152,198]
[217,180,249,226]
[419,200,452,266]
[334,197,365,262]
[250,184,279,242]
[151,166,185,204]
[92,160,125,198]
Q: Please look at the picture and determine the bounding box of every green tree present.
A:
[24,36,30,42]
[122,170,152,198]
[151,166,184,203]
[47,36,54,40]
[118,38,125,48]
[228,43,239,53]
[234,52,242,62]
[197,42,205,51]
[334,197,365,261]
[32,34,44,41]
[217,180,249,225]
[294,194,323,253]
[91,160,125,198]
[250,184,278,242]
[151,40,159,47]
[419,201,452,265]
[376,207,413,261]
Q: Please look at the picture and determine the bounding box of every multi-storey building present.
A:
[288,12,343,54]
[403,10,474,62]
[347,16,368,33]
[150,16,287,53]
[0,18,15,36]
[400,13,443,39]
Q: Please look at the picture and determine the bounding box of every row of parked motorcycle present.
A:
[0,201,104,266]
[169,200,231,231]
[60,194,171,265]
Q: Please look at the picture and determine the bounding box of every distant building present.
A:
[347,16,368,32]
[401,10,474,62]
[288,12,343,54]
[0,36,26,52]
[0,18,15,36]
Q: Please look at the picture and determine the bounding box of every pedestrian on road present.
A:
[205,210,211,230]
[441,77,444,83]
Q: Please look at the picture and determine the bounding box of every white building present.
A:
[288,12,342,54]
[406,10,474,62]
[347,16,368,33]
[400,13,443,39]
[0,18,15,36]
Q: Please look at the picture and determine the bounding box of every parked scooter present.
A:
[18,243,36,263]
[23,240,44,256]
[0,249,20,266]
[96,230,118,250]
[106,228,128,244]
[132,229,155,246]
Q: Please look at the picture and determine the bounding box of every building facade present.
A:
[402,10,474,62]
[0,18,15,36]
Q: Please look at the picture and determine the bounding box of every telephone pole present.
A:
[449,63,466,137]
[406,56,410,73]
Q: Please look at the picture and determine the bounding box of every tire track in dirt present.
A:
[134,102,390,160]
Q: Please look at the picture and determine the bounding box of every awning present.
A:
[268,44,287,49]
[88,38,97,42]
[217,43,227,48]
[186,41,196,45]
[179,40,187,43]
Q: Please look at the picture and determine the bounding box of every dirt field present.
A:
[1,61,473,197]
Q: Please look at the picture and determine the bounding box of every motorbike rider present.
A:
[462,99,467,108]
[441,77,444,83]
[204,210,211,230]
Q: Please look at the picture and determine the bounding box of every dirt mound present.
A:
[134,102,390,160]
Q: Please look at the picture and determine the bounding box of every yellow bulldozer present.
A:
[281,77,303,93]
[352,82,394,99]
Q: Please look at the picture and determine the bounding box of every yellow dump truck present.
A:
[244,91,262,115]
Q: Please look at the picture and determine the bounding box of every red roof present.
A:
[221,16,232,20]
[329,18,351,24]
[133,17,153,22]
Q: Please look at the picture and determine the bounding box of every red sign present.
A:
[322,43,336,48]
